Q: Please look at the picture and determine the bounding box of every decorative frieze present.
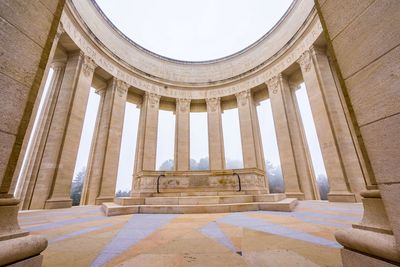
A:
[61,6,323,99]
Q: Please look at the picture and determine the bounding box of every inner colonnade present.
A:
[12,0,368,212]
[1,0,399,266]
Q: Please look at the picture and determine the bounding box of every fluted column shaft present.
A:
[174,99,191,171]
[267,74,317,200]
[18,60,66,210]
[236,91,265,171]
[11,26,64,208]
[298,47,357,202]
[29,52,96,209]
[81,78,128,205]
[206,98,225,170]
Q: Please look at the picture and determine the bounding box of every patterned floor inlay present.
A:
[19,201,363,266]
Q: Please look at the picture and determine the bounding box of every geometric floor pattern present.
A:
[19,201,363,267]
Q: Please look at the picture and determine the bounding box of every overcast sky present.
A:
[95,0,293,61]
[23,1,328,194]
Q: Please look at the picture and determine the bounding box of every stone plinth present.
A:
[132,168,268,195]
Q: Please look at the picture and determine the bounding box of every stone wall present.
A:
[316,0,400,265]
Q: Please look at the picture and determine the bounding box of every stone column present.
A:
[267,74,317,200]
[12,26,65,205]
[298,48,356,202]
[206,98,225,170]
[81,78,128,205]
[236,91,265,171]
[28,52,96,209]
[132,93,160,175]
[0,0,65,265]
[174,98,191,171]
[18,59,66,210]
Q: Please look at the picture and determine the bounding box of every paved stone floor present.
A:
[19,201,363,267]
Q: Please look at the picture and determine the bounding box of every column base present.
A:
[44,198,72,209]
[95,196,114,205]
[7,254,43,267]
[341,248,398,267]
[0,197,47,266]
[285,192,305,200]
[327,191,356,202]
[334,190,400,266]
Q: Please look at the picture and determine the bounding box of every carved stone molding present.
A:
[177,98,191,113]
[146,92,160,109]
[56,24,64,40]
[235,90,250,107]
[206,98,220,113]
[82,55,97,77]
[297,50,312,72]
[61,6,323,99]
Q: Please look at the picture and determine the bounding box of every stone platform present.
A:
[19,201,364,266]
[102,193,298,216]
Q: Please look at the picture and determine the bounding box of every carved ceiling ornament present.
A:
[82,55,97,77]
[297,50,312,72]
[147,92,160,109]
[206,97,220,112]
[235,90,250,107]
[177,98,191,113]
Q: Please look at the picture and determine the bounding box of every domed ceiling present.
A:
[94,0,293,62]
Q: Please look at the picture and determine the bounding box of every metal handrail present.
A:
[233,172,241,192]
[156,174,166,193]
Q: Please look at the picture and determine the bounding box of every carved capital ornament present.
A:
[206,97,220,112]
[177,98,191,113]
[235,90,250,107]
[147,92,161,109]
[82,56,97,77]
[297,50,312,72]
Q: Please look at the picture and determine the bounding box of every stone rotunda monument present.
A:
[0,0,399,266]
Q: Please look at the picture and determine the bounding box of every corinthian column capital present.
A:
[297,50,312,72]
[267,74,283,95]
[235,90,250,107]
[82,55,97,77]
[176,98,191,113]
[205,97,221,113]
[146,92,161,109]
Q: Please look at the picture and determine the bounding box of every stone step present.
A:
[144,195,255,205]
[115,193,286,206]
[102,198,298,216]
[153,191,247,197]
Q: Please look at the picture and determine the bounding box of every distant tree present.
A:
[190,158,198,170]
[225,159,243,169]
[159,159,174,171]
[265,161,284,193]
[317,174,329,200]
[70,167,85,206]
[115,189,131,197]
[197,157,209,170]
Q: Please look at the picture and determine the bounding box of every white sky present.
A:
[95,0,293,61]
[19,1,328,196]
